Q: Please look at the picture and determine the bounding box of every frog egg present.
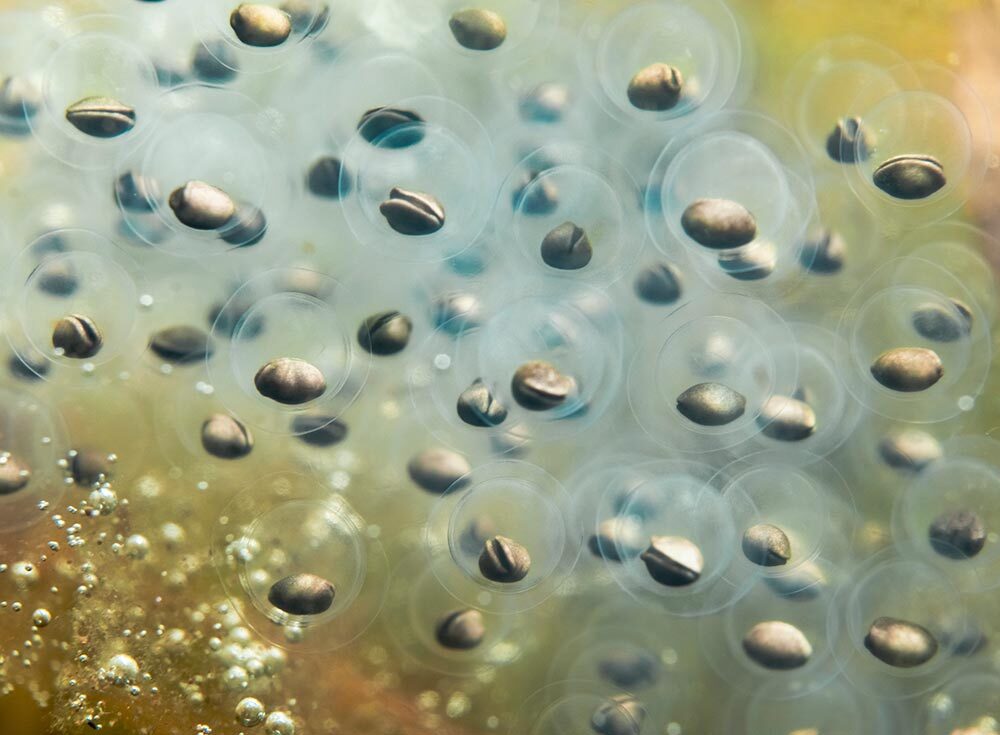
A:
[829,549,969,699]
[340,95,495,263]
[835,408,973,541]
[727,675,895,735]
[903,221,999,324]
[408,0,556,67]
[791,170,886,311]
[188,0,329,74]
[566,452,663,585]
[600,460,751,617]
[52,379,150,488]
[410,282,624,449]
[548,612,706,730]
[112,1,197,88]
[648,111,815,298]
[701,567,845,700]
[0,11,66,136]
[628,293,797,454]
[274,45,441,246]
[842,63,990,228]
[918,670,1000,735]
[115,85,292,256]
[381,540,521,676]
[783,36,913,164]
[892,437,1000,592]
[207,268,370,436]
[424,459,581,614]
[497,143,644,287]
[837,256,990,423]
[138,261,241,376]
[26,15,159,169]
[0,166,112,258]
[579,0,746,127]
[0,388,68,533]
[751,324,861,456]
[342,256,498,386]
[718,451,857,593]
[284,39,443,151]
[548,620,666,697]
[511,681,651,735]
[5,229,146,382]
[488,28,588,133]
[212,472,388,652]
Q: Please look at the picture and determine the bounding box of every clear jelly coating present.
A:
[190,0,329,74]
[829,549,970,699]
[600,459,752,617]
[842,62,991,228]
[117,85,292,255]
[648,111,815,298]
[410,282,624,448]
[784,36,912,163]
[500,144,643,287]
[425,459,581,614]
[718,451,857,591]
[838,256,990,423]
[212,472,388,652]
[5,229,145,381]
[207,268,370,435]
[751,324,860,456]
[581,0,745,126]
[341,95,495,263]
[382,536,521,676]
[0,11,66,136]
[702,569,844,699]
[284,37,443,152]
[27,15,159,169]
[511,682,648,735]
[892,437,1000,592]
[903,221,999,324]
[918,671,1000,735]
[730,675,894,735]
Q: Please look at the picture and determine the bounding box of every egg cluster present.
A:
[0,1,998,734]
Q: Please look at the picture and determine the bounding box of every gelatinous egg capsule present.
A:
[340,96,495,264]
[187,0,329,75]
[828,550,966,699]
[207,268,370,436]
[115,86,291,255]
[6,230,145,380]
[424,459,581,614]
[648,111,815,299]
[783,37,913,164]
[581,0,746,127]
[597,462,753,617]
[213,473,388,652]
[501,144,644,288]
[25,15,158,169]
[0,388,67,533]
[892,437,1000,592]
[381,543,518,675]
[837,256,989,423]
[628,293,798,454]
